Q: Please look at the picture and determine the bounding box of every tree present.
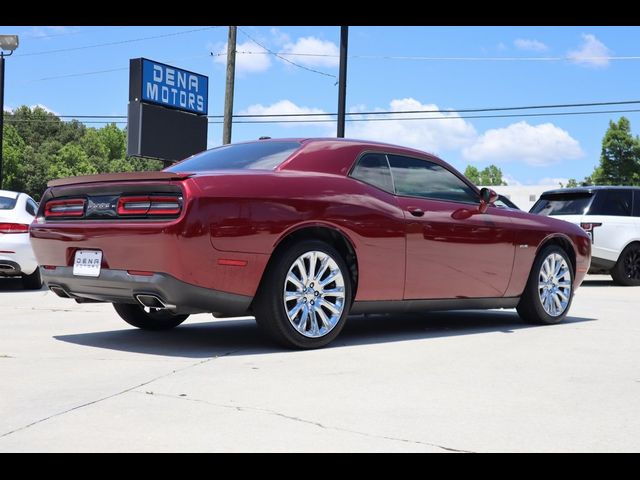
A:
[566,178,579,188]
[464,165,480,184]
[98,123,126,161]
[1,124,25,191]
[591,116,640,185]
[1,106,164,199]
[464,164,507,186]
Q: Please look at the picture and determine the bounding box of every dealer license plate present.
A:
[73,250,102,277]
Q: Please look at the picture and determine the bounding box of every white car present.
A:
[530,186,640,286]
[0,190,42,289]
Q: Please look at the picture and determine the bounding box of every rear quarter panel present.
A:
[194,171,407,300]
[504,210,591,296]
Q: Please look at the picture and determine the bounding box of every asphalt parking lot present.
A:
[0,275,638,452]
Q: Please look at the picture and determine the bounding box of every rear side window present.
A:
[167,141,301,172]
[0,196,17,210]
[530,192,594,216]
[350,153,394,193]
[25,199,38,217]
[634,191,640,217]
[589,190,632,216]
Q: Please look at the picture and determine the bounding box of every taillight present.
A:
[45,199,86,218]
[117,196,182,216]
[580,222,602,232]
[0,223,29,234]
[580,222,602,243]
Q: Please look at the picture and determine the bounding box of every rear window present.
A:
[0,196,17,210]
[167,141,301,172]
[530,192,594,216]
[589,189,632,216]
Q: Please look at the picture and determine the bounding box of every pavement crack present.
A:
[144,391,473,453]
[0,350,240,439]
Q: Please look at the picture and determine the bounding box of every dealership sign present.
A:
[127,58,208,163]
[140,58,208,115]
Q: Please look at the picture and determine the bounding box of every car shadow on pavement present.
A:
[580,278,618,287]
[0,278,44,292]
[54,310,595,358]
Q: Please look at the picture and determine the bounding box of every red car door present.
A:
[387,154,516,300]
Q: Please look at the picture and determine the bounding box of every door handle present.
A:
[407,207,424,217]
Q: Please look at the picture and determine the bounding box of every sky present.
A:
[2,25,640,185]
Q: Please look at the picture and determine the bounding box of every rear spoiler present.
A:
[47,171,193,188]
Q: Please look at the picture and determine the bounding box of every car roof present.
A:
[0,190,19,199]
[247,137,438,158]
[542,186,640,195]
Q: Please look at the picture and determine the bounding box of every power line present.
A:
[5,108,640,124]
[14,26,221,58]
[235,27,336,79]
[231,100,640,118]
[19,53,214,84]
[226,108,640,123]
[6,99,640,120]
[227,50,640,62]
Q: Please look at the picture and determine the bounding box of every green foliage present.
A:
[565,178,579,188]
[464,165,480,184]
[464,164,507,186]
[591,116,640,186]
[2,106,163,200]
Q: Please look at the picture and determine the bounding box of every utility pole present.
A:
[0,35,19,189]
[0,55,5,189]
[337,26,349,138]
[222,26,237,145]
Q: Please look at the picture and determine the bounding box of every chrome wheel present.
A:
[283,250,346,338]
[538,253,572,317]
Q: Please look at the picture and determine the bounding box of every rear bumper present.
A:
[0,233,39,276]
[42,267,252,316]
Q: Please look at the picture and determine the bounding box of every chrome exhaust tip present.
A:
[49,285,73,298]
[135,294,175,310]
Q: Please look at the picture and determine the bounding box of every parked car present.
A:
[495,194,520,210]
[530,186,640,286]
[30,139,591,349]
[0,190,42,289]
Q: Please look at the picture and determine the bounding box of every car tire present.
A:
[253,239,352,349]
[113,303,189,330]
[517,245,574,325]
[22,268,42,290]
[611,243,640,286]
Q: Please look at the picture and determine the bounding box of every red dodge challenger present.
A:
[30,138,591,349]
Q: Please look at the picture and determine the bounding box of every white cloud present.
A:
[347,98,478,153]
[514,38,548,51]
[538,177,570,186]
[23,26,70,39]
[496,42,508,51]
[463,121,583,166]
[502,174,522,186]
[31,104,59,116]
[281,36,339,68]
[240,100,331,127]
[212,40,271,74]
[567,34,611,68]
[270,28,290,46]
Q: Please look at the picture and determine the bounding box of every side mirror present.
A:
[479,187,498,213]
